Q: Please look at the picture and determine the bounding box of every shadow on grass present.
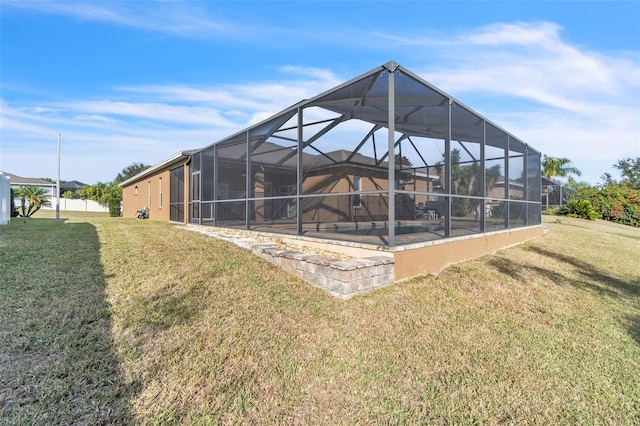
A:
[0,219,139,424]
[525,245,640,299]
[489,242,640,346]
[623,314,640,346]
[489,245,638,300]
[136,285,202,329]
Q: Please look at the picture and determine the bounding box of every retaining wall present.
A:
[253,244,394,298]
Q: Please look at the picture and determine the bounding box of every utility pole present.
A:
[56,133,60,220]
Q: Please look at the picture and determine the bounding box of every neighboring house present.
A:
[1,171,108,213]
[60,180,87,196]
[541,177,575,209]
[1,171,57,198]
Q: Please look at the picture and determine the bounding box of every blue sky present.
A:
[1,0,639,185]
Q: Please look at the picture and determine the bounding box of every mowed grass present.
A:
[1,214,638,424]
[0,216,134,424]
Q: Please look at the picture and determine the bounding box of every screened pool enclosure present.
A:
[188,61,541,247]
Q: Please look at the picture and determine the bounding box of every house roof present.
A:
[119,150,198,187]
[0,171,56,186]
[214,140,391,171]
[60,180,87,190]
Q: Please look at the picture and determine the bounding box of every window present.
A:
[159,177,163,208]
[279,185,297,219]
[217,182,229,199]
[352,176,361,208]
[134,185,138,196]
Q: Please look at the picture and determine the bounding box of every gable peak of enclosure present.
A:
[189,61,542,249]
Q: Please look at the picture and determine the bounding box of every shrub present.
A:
[108,198,121,217]
[578,185,640,227]
[543,206,562,216]
[559,199,599,220]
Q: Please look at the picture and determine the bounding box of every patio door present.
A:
[191,171,200,224]
[169,166,185,223]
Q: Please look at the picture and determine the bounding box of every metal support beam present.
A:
[199,154,203,225]
[297,107,303,236]
[505,136,510,229]
[387,68,396,247]
[445,101,452,238]
[346,124,380,162]
[523,145,528,225]
[407,137,430,169]
[275,115,345,167]
[213,145,218,226]
[375,134,408,168]
[457,139,477,162]
[480,121,486,232]
[245,130,251,230]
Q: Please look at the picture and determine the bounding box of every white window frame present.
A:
[352,175,362,208]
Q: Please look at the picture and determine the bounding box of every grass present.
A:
[0,216,134,424]
[32,209,110,220]
[1,214,638,424]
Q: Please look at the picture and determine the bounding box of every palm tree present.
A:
[432,149,503,216]
[14,186,52,217]
[542,155,582,182]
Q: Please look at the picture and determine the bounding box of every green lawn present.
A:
[1,214,638,424]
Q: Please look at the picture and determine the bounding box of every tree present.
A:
[14,186,51,217]
[432,149,502,216]
[74,162,147,208]
[600,172,615,187]
[10,188,18,217]
[541,155,582,182]
[565,176,591,191]
[394,154,413,168]
[613,157,640,190]
[114,162,151,184]
[77,181,121,204]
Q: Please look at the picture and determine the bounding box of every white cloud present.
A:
[61,100,240,127]
[74,114,116,123]
[115,66,339,108]
[2,0,294,45]
[465,22,563,47]
[401,22,640,184]
[3,0,239,38]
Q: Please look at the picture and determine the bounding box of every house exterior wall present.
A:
[298,169,432,223]
[121,160,189,223]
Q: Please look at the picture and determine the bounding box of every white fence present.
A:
[42,198,109,213]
